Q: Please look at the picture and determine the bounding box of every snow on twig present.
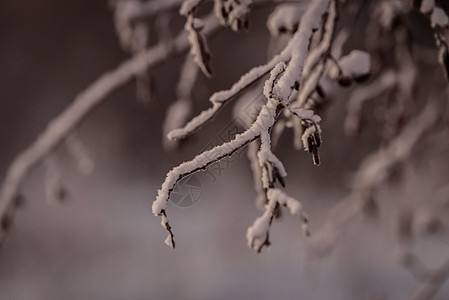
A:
[247,188,309,253]
[272,0,332,102]
[180,0,205,16]
[267,3,306,36]
[167,44,293,141]
[214,0,252,32]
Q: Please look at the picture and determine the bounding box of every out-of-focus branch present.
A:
[0,13,221,244]
[308,98,444,258]
[127,0,184,23]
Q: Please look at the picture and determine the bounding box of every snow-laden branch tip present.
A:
[247,188,309,253]
[267,3,306,36]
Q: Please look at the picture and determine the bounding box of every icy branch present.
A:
[308,99,444,258]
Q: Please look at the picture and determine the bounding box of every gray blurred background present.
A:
[1,1,449,299]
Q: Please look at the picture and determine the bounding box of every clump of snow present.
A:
[263,62,287,100]
[290,106,322,124]
[329,50,371,81]
[420,0,435,14]
[167,103,221,140]
[431,7,449,28]
[246,196,276,250]
[267,4,305,36]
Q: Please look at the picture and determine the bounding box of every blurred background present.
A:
[1,1,449,299]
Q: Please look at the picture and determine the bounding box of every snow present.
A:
[297,66,325,106]
[330,50,371,80]
[167,103,221,140]
[168,47,292,141]
[180,0,204,16]
[154,0,330,249]
[246,196,276,249]
[214,0,252,31]
[167,0,332,141]
[164,100,192,139]
[154,102,278,217]
[228,5,250,26]
[263,62,287,100]
[420,0,435,14]
[185,17,214,78]
[290,106,322,124]
[246,188,309,251]
[163,57,198,149]
[301,126,317,152]
[273,0,332,102]
[267,4,305,36]
[431,7,449,28]
[267,189,302,216]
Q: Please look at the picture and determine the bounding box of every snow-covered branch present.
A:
[154,0,334,249]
